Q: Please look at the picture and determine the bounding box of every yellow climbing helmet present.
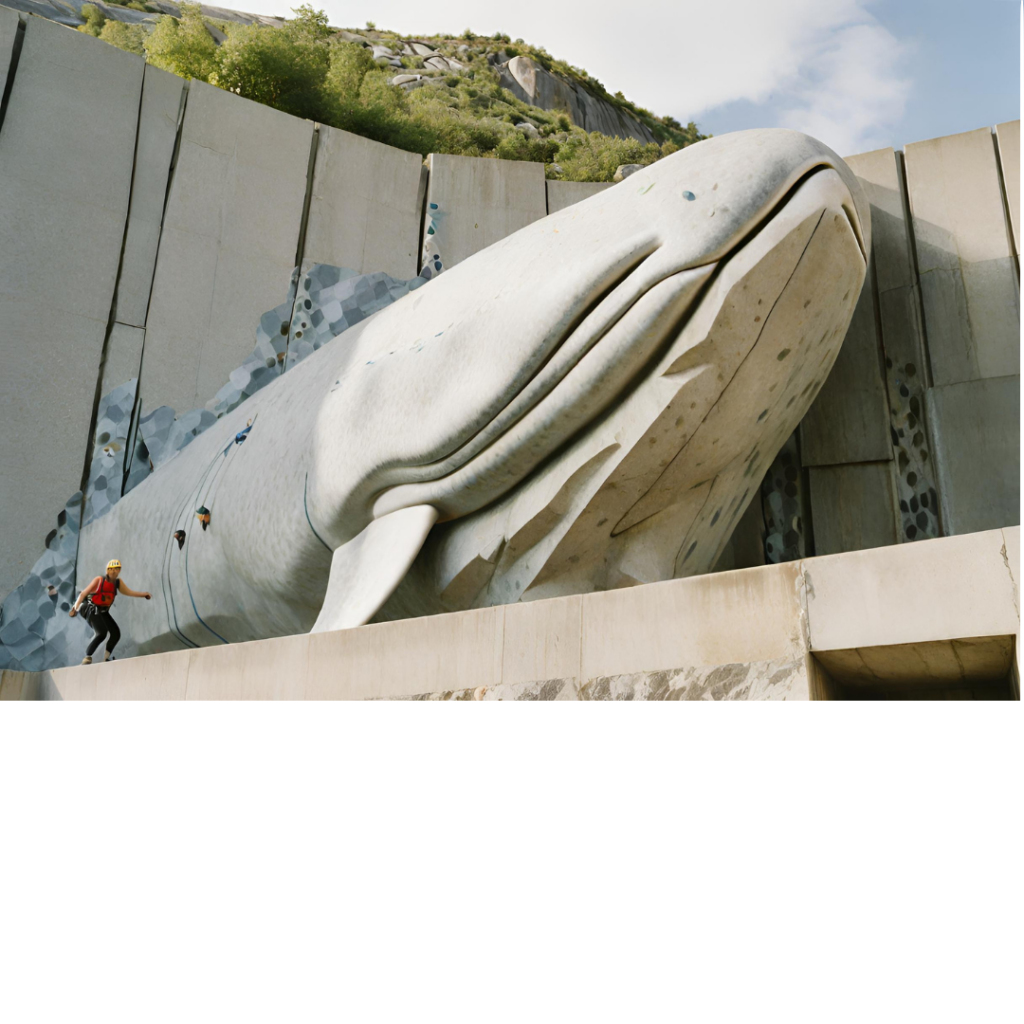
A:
[107,559,121,572]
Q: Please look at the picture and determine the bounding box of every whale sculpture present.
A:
[80,129,870,654]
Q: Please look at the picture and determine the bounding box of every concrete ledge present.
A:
[3,528,1017,701]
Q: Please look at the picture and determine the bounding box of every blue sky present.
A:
[236,0,1021,155]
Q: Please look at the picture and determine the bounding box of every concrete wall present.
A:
[140,80,313,413]
[5,526,1016,700]
[0,12,1017,609]
[422,152,547,270]
[0,16,143,598]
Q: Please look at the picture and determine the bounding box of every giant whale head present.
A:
[82,129,870,651]
[305,128,870,629]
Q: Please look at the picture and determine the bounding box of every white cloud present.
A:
[232,0,912,153]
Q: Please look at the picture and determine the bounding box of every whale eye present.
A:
[682,190,696,201]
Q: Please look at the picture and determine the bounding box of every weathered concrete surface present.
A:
[799,261,890,466]
[546,179,613,214]
[904,127,1020,387]
[843,146,939,543]
[995,120,1020,256]
[804,527,1019,653]
[0,18,143,600]
[303,125,424,280]
[113,65,185,329]
[808,462,898,556]
[140,80,312,413]
[422,152,546,269]
[925,375,1019,536]
[499,56,657,145]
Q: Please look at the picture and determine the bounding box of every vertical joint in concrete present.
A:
[990,126,1021,283]
[895,148,935,389]
[0,12,25,136]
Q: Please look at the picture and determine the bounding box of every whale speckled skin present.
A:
[80,130,870,653]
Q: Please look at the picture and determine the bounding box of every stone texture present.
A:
[113,64,186,329]
[499,56,657,145]
[843,147,940,543]
[804,527,1019,652]
[925,375,1019,536]
[140,80,313,413]
[545,180,613,214]
[995,120,1020,256]
[808,462,898,555]
[579,657,809,701]
[421,152,547,270]
[799,261,890,466]
[904,127,1020,386]
[303,125,425,280]
[0,18,143,600]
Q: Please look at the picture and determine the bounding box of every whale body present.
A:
[80,129,870,654]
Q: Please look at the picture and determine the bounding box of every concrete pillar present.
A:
[546,179,613,214]
[904,126,1020,386]
[302,125,425,280]
[421,153,546,271]
[140,81,313,414]
[842,147,941,543]
[0,18,144,599]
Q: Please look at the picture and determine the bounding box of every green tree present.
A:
[77,4,106,38]
[145,1,217,81]
[99,20,147,55]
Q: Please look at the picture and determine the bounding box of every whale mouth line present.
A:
[372,162,865,522]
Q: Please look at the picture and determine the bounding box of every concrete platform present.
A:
[1,527,1017,701]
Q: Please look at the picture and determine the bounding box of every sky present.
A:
[232,0,1020,156]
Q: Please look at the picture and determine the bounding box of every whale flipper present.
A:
[310,505,440,634]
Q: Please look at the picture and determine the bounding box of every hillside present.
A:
[5,0,709,181]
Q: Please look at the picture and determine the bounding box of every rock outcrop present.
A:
[498,56,657,145]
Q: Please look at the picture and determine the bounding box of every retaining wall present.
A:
[0,8,1019,615]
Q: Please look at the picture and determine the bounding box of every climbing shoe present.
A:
[81,656,92,665]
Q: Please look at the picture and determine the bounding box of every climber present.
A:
[196,506,211,531]
[69,559,151,665]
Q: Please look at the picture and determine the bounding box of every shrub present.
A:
[77,4,106,37]
[145,2,217,80]
[100,20,147,55]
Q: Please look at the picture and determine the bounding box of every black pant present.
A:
[86,609,121,657]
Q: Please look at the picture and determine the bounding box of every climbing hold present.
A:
[234,424,252,445]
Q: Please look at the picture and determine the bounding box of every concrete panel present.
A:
[712,491,765,573]
[141,80,313,413]
[800,270,891,466]
[184,633,308,699]
[808,462,898,556]
[804,528,1019,652]
[545,179,613,214]
[925,375,1019,536]
[40,649,190,700]
[0,668,38,700]
[305,605,505,699]
[579,561,806,681]
[502,594,581,687]
[995,120,1020,256]
[422,152,546,269]
[904,127,1020,386]
[0,19,143,599]
[113,65,185,329]
[844,147,939,541]
[100,322,145,396]
[303,125,424,279]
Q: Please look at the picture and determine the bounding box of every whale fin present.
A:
[310,505,439,634]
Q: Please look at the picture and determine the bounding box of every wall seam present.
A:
[0,13,25,136]
[894,148,936,389]
[990,125,1021,282]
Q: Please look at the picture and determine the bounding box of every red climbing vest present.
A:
[90,576,119,609]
